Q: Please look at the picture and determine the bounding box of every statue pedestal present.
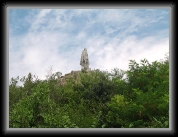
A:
[81,68,91,72]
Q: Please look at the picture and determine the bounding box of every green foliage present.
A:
[9,54,169,128]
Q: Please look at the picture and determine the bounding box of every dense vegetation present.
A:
[9,55,169,128]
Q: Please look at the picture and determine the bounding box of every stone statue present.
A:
[80,48,90,72]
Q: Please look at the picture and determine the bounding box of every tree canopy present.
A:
[9,54,169,128]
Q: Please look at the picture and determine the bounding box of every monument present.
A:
[80,48,91,72]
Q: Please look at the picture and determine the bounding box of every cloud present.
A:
[86,35,168,72]
[9,9,169,83]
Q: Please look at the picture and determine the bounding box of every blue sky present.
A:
[9,9,169,81]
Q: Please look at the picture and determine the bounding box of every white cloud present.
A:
[86,35,168,72]
[9,9,169,83]
[29,9,52,31]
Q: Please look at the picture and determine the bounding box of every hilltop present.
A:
[9,58,169,128]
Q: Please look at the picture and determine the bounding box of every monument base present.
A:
[81,68,91,72]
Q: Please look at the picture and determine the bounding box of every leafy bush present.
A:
[9,54,169,128]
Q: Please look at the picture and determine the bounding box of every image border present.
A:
[2,1,176,135]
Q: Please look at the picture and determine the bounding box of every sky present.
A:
[9,8,169,82]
